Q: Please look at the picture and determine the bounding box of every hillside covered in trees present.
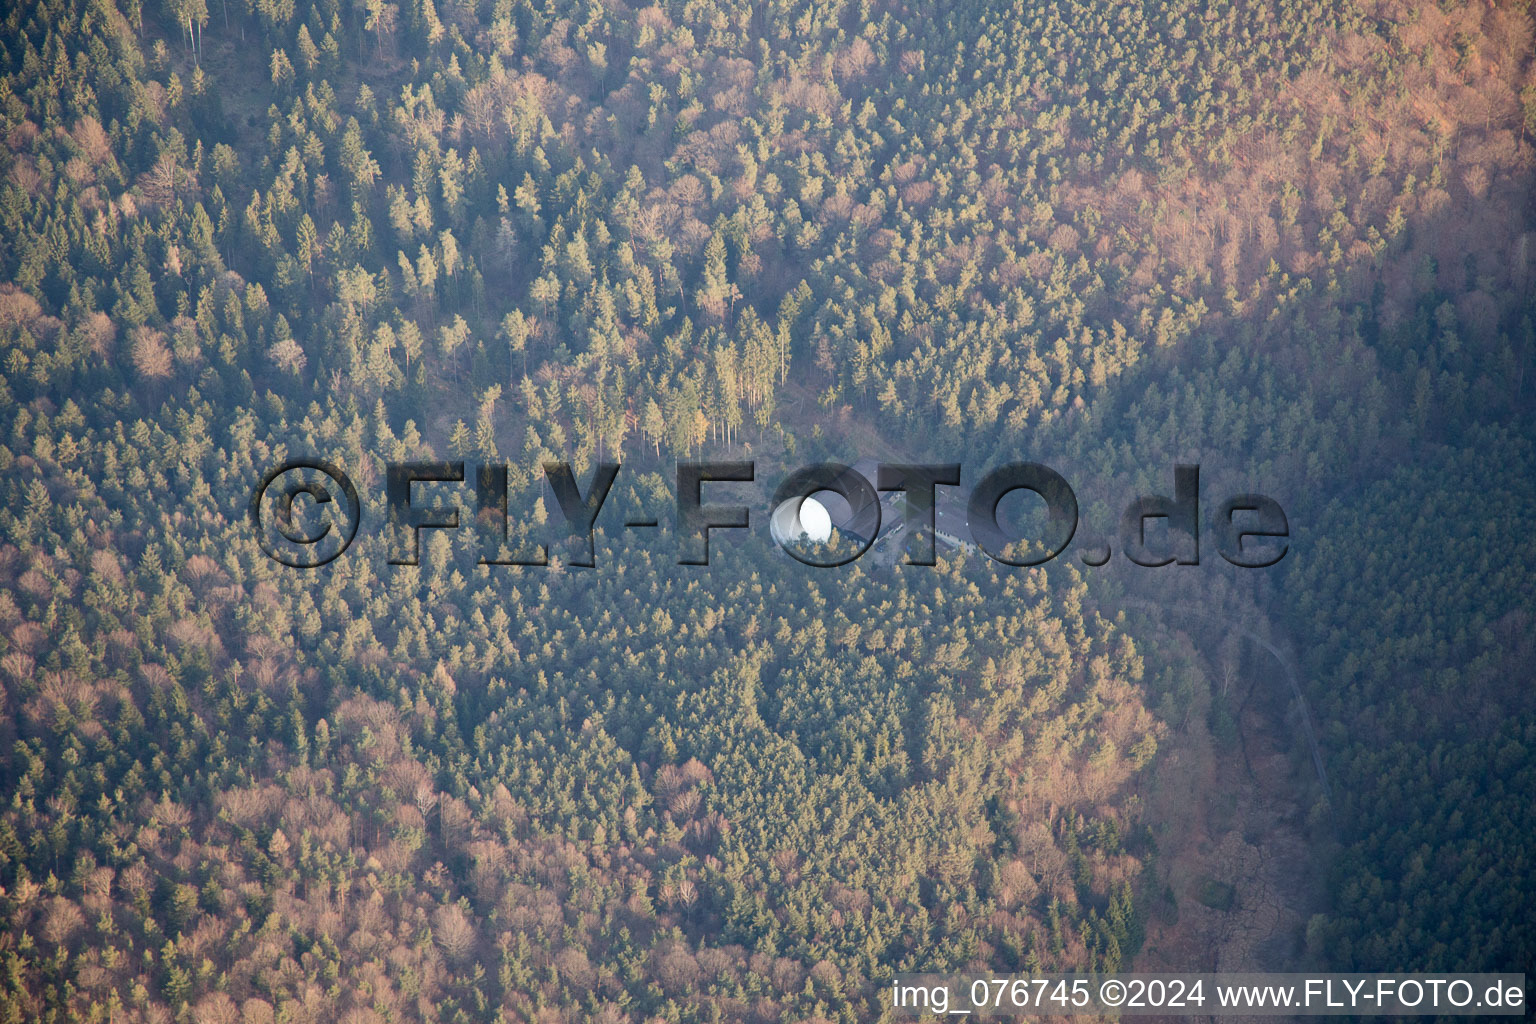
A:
[0,0,1532,1019]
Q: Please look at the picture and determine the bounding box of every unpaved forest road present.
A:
[1120,598,1332,804]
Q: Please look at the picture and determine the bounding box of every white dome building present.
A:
[770,495,833,546]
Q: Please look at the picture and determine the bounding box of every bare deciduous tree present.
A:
[432,904,476,963]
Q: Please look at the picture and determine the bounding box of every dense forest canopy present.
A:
[0,0,1532,1019]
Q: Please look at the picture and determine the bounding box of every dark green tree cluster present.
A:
[1287,431,1535,971]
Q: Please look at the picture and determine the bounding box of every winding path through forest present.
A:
[1121,599,1332,804]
